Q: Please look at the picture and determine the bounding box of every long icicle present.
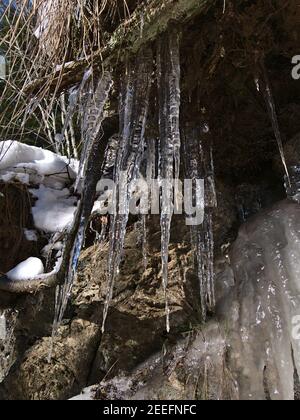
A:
[75,71,113,191]
[49,71,113,360]
[102,48,153,333]
[142,138,157,270]
[259,62,291,187]
[183,126,217,320]
[157,29,181,333]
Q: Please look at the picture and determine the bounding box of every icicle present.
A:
[183,126,216,319]
[141,215,148,270]
[75,71,113,191]
[157,30,181,332]
[285,165,300,204]
[102,48,153,333]
[139,138,157,271]
[57,68,92,156]
[259,63,291,187]
[49,71,113,360]
[146,138,156,187]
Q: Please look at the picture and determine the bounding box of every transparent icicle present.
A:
[157,30,181,332]
[183,127,216,319]
[140,138,157,270]
[58,68,92,155]
[102,48,153,333]
[75,71,113,191]
[49,72,113,360]
[259,64,291,187]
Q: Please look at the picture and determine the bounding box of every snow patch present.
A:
[0,141,79,234]
[0,140,76,188]
[30,185,77,233]
[69,386,95,401]
[24,229,38,242]
[6,257,45,281]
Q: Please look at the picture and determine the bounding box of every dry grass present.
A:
[0,0,132,151]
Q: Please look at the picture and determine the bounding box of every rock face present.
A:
[95,321,238,401]
[1,200,300,400]
[88,200,300,401]
[0,222,200,400]
[223,200,300,400]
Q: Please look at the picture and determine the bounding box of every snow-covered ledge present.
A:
[0,141,79,294]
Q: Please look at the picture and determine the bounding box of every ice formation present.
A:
[157,30,181,332]
[183,126,216,320]
[217,200,300,400]
[259,66,290,186]
[102,47,153,333]
[6,258,45,281]
[50,71,113,350]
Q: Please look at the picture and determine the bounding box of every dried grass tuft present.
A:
[0,0,131,150]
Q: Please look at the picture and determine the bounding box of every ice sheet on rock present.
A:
[222,201,300,400]
[30,185,77,233]
[6,257,44,281]
[94,322,238,400]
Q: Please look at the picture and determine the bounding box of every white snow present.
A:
[30,185,77,233]
[24,229,38,242]
[0,141,79,234]
[0,140,76,188]
[6,257,45,281]
[0,141,79,281]
[69,386,95,401]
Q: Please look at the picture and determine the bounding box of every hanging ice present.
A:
[49,71,113,356]
[102,47,153,333]
[140,138,157,270]
[157,30,181,333]
[183,126,217,320]
[75,71,113,191]
[259,63,290,187]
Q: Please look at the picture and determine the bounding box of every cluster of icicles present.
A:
[50,29,217,355]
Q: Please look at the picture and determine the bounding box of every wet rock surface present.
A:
[1,200,300,400]
[0,223,200,400]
